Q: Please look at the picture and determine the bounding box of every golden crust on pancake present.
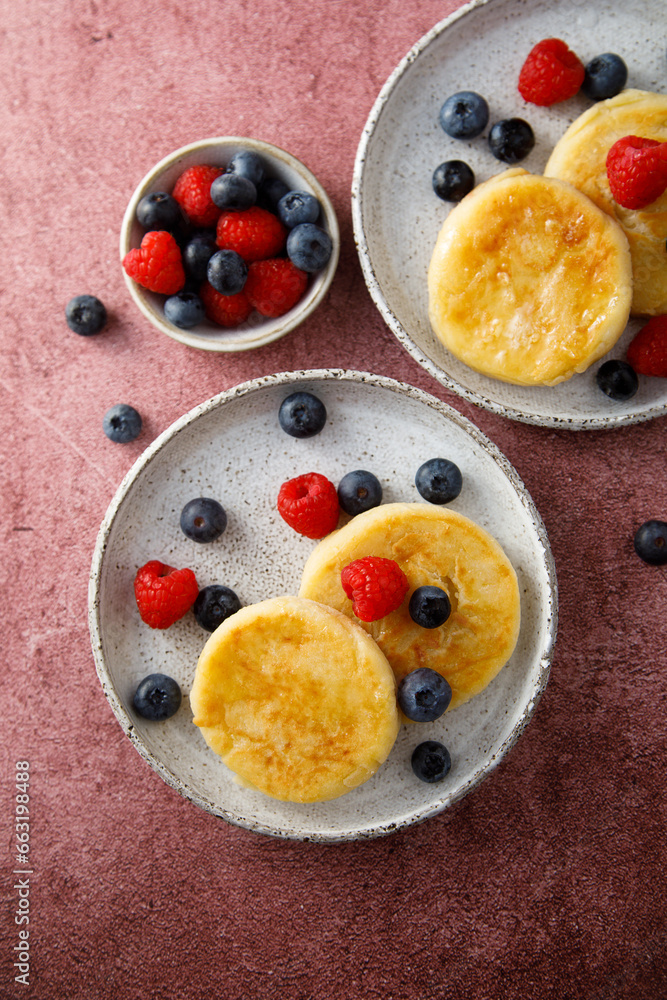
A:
[544,89,667,316]
[298,503,520,711]
[190,595,399,803]
[427,168,632,385]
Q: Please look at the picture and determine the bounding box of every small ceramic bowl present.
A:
[119,137,340,352]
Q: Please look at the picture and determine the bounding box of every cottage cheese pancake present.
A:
[427,168,632,385]
[299,503,520,710]
[544,89,667,316]
[190,595,399,803]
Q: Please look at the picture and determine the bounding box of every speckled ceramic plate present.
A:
[352,0,667,429]
[89,371,557,841]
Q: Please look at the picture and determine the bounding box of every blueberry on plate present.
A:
[136,191,184,231]
[193,585,242,632]
[409,586,451,629]
[133,673,182,721]
[439,91,489,139]
[582,53,628,101]
[164,291,205,329]
[286,223,332,272]
[411,740,452,783]
[207,249,248,295]
[65,294,107,335]
[226,150,265,186]
[432,160,475,202]
[398,668,452,722]
[337,470,383,516]
[596,359,638,401]
[103,403,142,443]
[488,118,535,163]
[278,391,327,438]
[182,232,218,282]
[180,497,227,543]
[277,191,321,228]
[210,173,256,211]
[415,458,462,504]
[634,520,667,565]
[257,176,290,212]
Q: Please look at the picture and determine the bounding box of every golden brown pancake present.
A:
[299,503,520,710]
[427,168,632,385]
[190,595,399,803]
[544,89,667,316]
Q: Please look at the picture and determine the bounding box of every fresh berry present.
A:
[439,91,489,139]
[227,150,265,186]
[398,668,452,722]
[136,191,184,232]
[582,53,628,101]
[286,223,333,272]
[183,232,218,282]
[123,230,185,295]
[216,206,287,263]
[244,259,308,317]
[103,403,142,443]
[488,118,535,163]
[207,249,248,295]
[257,176,290,211]
[337,470,383,516]
[415,458,462,504]
[278,391,327,438]
[210,173,257,211]
[634,520,667,565]
[340,556,409,622]
[164,291,205,329]
[134,560,199,629]
[180,497,227,543]
[193,585,242,632]
[408,586,451,629]
[277,191,321,228]
[595,359,638,401]
[411,741,452,783]
[65,294,107,335]
[133,673,182,720]
[606,136,667,210]
[627,316,667,377]
[277,472,340,539]
[172,165,223,227]
[432,160,475,202]
[200,281,252,327]
[518,38,585,106]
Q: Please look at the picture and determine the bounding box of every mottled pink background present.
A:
[1,1,666,998]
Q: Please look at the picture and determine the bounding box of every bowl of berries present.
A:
[120,137,340,351]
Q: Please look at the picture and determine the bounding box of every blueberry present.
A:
[634,520,667,565]
[488,118,535,163]
[227,150,265,186]
[286,223,332,272]
[415,458,462,504]
[439,91,489,139]
[103,404,142,443]
[133,673,181,721]
[398,668,452,722]
[136,191,184,231]
[596,360,638,401]
[257,176,290,212]
[411,740,452,783]
[164,291,205,329]
[432,160,475,202]
[277,190,321,228]
[409,586,451,629]
[337,470,383,516]
[193,585,242,632]
[183,232,218,282]
[65,294,107,335]
[278,391,327,438]
[180,497,227,543]
[582,53,628,101]
[210,173,256,211]
[207,249,248,295]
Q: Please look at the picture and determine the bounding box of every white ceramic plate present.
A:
[89,371,557,841]
[352,0,667,429]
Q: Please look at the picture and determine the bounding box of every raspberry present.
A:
[626,316,667,377]
[245,258,308,317]
[606,136,667,210]
[518,38,584,106]
[200,281,252,327]
[122,231,185,295]
[172,164,223,227]
[277,472,339,539]
[216,206,287,262]
[134,560,199,630]
[341,556,409,623]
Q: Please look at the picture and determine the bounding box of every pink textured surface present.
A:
[1,2,666,998]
